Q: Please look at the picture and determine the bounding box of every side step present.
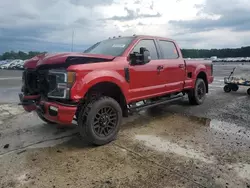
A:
[129,94,184,113]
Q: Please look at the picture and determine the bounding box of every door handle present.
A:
[157,65,164,74]
[179,64,185,68]
[157,65,164,70]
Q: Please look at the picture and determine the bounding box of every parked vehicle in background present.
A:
[19,35,214,146]
[0,60,15,69]
[15,60,25,70]
[9,59,24,69]
[0,60,7,65]
[8,60,21,69]
[0,59,25,70]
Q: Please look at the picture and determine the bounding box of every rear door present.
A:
[128,39,166,101]
[157,40,186,92]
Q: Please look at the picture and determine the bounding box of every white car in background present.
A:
[0,60,15,69]
[8,59,24,69]
[14,60,25,70]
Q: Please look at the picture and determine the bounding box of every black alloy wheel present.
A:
[78,96,122,146]
[93,106,118,137]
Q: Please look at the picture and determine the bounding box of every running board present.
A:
[129,95,184,113]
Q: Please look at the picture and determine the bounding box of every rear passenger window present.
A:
[159,40,179,59]
[131,39,158,60]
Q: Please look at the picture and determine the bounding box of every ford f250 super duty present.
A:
[19,35,214,145]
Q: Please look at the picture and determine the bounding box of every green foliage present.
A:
[0,51,47,60]
[1,46,250,60]
[181,46,250,58]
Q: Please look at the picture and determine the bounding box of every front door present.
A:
[128,39,165,102]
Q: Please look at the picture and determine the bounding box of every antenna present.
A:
[71,30,75,52]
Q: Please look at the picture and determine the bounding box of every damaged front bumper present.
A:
[19,93,77,125]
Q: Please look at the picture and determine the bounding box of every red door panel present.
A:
[128,60,166,102]
[127,39,167,102]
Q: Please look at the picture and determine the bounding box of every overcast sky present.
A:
[0,0,250,53]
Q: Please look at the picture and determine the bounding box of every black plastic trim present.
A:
[36,56,115,70]
[129,95,183,112]
[124,67,130,83]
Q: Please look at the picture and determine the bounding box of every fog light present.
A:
[49,106,58,112]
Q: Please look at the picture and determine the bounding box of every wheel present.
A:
[188,78,206,105]
[247,88,250,95]
[231,84,239,91]
[224,85,231,93]
[36,111,57,124]
[78,96,122,146]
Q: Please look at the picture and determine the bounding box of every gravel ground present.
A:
[0,64,250,188]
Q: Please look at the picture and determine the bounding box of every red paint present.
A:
[23,104,37,112]
[22,101,76,124]
[23,95,40,100]
[21,35,213,125]
[42,101,77,125]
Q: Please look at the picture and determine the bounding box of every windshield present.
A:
[84,36,135,56]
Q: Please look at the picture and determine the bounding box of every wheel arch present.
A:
[80,81,128,117]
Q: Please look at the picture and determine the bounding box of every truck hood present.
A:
[24,52,115,69]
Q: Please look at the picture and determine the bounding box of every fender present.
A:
[70,70,129,102]
[192,64,208,87]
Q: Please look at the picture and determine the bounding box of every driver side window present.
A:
[131,39,159,60]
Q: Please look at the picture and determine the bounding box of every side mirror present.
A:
[129,47,151,65]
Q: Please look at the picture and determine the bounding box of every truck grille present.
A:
[22,69,56,96]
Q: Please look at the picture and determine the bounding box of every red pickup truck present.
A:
[19,35,213,145]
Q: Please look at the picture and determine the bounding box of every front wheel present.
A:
[78,96,122,146]
[224,85,231,93]
[188,78,206,105]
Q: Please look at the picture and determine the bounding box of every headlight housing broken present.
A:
[47,69,76,99]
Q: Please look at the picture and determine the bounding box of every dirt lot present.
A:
[0,64,250,188]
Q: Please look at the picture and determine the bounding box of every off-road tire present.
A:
[188,78,206,105]
[224,85,231,93]
[37,111,57,124]
[77,96,122,146]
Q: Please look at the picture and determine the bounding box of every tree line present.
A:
[0,51,46,61]
[1,46,250,60]
[181,46,250,58]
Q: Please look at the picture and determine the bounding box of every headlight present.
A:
[47,70,76,99]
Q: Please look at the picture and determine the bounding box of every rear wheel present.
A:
[78,96,122,146]
[231,84,239,91]
[247,88,250,95]
[224,85,231,93]
[37,111,57,124]
[188,78,206,105]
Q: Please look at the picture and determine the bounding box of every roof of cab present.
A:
[134,35,176,42]
[107,34,175,42]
